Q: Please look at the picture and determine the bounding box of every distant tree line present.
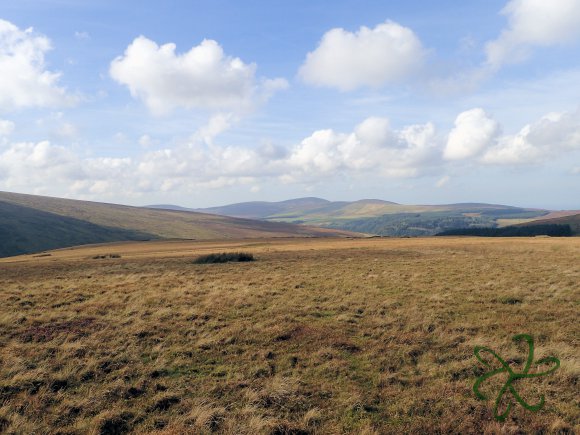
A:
[328,212,495,237]
[436,224,572,237]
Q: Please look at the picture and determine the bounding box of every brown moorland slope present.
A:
[0,191,359,257]
[0,237,577,433]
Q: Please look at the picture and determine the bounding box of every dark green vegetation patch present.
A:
[193,252,255,264]
[92,254,122,259]
[329,209,549,237]
[437,224,572,237]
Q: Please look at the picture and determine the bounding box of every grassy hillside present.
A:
[0,237,577,433]
[192,197,336,219]
[0,192,357,257]
[0,201,154,257]
[193,198,550,235]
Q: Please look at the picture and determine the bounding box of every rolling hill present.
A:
[190,197,548,222]
[0,191,358,258]
[190,197,404,221]
[177,197,554,236]
[0,201,153,257]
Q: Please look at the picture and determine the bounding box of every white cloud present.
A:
[354,117,395,148]
[0,115,440,199]
[481,126,542,164]
[299,21,425,91]
[482,110,580,164]
[433,2,580,93]
[0,139,141,198]
[486,0,580,68]
[440,108,580,165]
[286,118,439,179]
[0,141,80,189]
[2,108,578,200]
[0,19,74,111]
[110,36,288,115]
[192,113,235,146]
[0,119,15,136]
[444,109,499,160]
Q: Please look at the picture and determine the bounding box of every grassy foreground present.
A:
[0,237,578,434]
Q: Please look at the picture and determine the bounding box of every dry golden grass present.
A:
[0,237,578,434]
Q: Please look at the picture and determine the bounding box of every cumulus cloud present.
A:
[0,139,140,197]
[286,119,438,180]
[485,0,580,68]
[110,36,288,115]
[0,19,74,111]
[444,109,500,160]
[192,113,236,146]
[136,117,440,190]
[0,115,441,198]
[481,127,542,164]
[440,107,580,165]
[482,110,580,164]
[2,108,578,199]
[299,21,426,91]
[0,141,80,189]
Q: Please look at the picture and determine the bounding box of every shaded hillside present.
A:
[437,224,572,237]
[515,213,580,235]
[0,192,358,257]
[0,201,154,257]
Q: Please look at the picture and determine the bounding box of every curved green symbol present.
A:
[473,334,560,422]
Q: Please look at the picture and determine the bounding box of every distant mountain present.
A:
[0,191,358,258]
[182,197,332,219]
[194,197,402,221]
[192,197,556,236]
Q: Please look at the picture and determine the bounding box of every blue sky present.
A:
[0,0,579,208]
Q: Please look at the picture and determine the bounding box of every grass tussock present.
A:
[0,237,578,433]
[91,253,122,259]
[193,252,255,264]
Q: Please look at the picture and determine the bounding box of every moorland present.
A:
[0,236,578,434]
